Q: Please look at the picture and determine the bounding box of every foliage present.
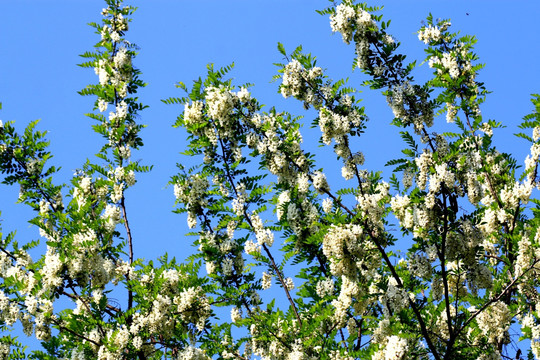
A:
[1,1,540,360]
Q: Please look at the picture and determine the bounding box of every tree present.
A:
[1,0,540,359]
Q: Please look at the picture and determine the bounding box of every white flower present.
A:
[384,336,408,360]
[244,240,260,255]
[384,34,395,45]
[177,346,211,360]
[281,59,308,99]
[205,86,234,123]
[110,31,121,42]
[222,258,234,276]
[322,198,333,213]
[205,261,216,275]
[316,278,334,297]
[418,24,442,44]
[476,301,511,345]
[39,199,50,215]
[277,190,291,220]
[330,4,357,44]
[285,277,295,291]
[312,171,330,193]
[125,170,136,186]
[184,101,205,126]
[187,213,197,228]
[308,66,323,80]
[133,336,143,350]
[231,307,242,323]
[297,173,310,194]
[446,103,457,123]
[102,204,122,232]
[533,126,540,141]
[341,165,355,180]
[98,99,108,112]
[113,47,130,68]
[237,87,251,102]
[262,272,272,290]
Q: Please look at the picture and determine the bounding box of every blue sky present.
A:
[1,0,539,351]
[1,1,539,260]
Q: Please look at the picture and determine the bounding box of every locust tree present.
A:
[1,1,540,360]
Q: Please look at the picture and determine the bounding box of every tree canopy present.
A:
[1,1,540,360]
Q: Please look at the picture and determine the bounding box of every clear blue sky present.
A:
[1,0,539,350]
[1,1,538,260]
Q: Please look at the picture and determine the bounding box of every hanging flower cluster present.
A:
[2,0,540,359]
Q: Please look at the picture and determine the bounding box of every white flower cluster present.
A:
[231,182,247,216]
[525,142,540,186]
[198,231,244,279]
[466,262,493,295]
[330,4,356,44]
[230,307,242,323]
[67,229,111,281]
[386,81,433,133]
[250,212,275,247]
[177,346,211,360]
[109,100,128,125]
[174,174,209,228]
[324,224,360,275]
[476,301,511,345]
[330,3,375,44]
[113,47,130,69]
[322,197,333,213]
[312,171,330,193]
[185,88,243,159]
[42,248,63,289]
[0,343,9,359]
[515,231,539,284]
[429,52,460,79]
[318,107,362,146]
[100,7,129,42]
[286,198,319,236]
[331,3,377,69]
[316,277,334,298]
[428,163,455,193]
[332,275,367,326]
[521,312,540,359]
[415,150,432,190]
[249,318,306,360]
[284,277,295,291]
[280,59,324,108]
[205,86,234,125]
[276,190,291,221]
[262,271,272,290]
[244,240,261,255]
[418,24,443,44]
[434,305,456,340]
[93,49,130,97]
[356,182,389,229]
[500,181,533,208]
[174,286,211,332]
[102,204,122,232]
[371,318,391,347]
[383,277,409,315]
[446,102,457,123]
[407,253,431,279]
[390,194,412,228]
[247,112,309,187]
[0,290,20,327]
[281,60,306,99]
[383,335,409,360]
[183,100,205,126]
[322,224,380,325]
